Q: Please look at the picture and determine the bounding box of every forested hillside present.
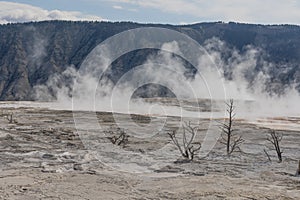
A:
[0,21,299,100]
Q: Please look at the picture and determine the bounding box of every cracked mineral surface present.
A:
[0,101,299,199]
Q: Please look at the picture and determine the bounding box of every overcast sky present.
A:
[1,0,300,25]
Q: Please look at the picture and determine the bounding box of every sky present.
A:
[1,0,300,25]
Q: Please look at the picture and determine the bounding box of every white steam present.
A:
[34,38,300,119]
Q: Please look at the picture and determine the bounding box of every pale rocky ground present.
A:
[0,102,299,199]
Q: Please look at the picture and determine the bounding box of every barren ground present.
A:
[0,102,299,199]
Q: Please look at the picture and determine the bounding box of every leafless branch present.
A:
[104,126,129,147]
[168,121,201,161]
[1,112,16,124]
[266,130,283,163]
[229,135,244,155]
[264,149,271,162]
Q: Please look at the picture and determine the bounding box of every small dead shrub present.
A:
[266,130,283,163]
[105,126,129,147]
[168,121,201,161]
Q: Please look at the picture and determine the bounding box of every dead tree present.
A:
[266,130,283,163]
[168,121,201,161]
[104,127,129,147]
[264,149,271,162]
[296,160,300,177]
[6,113,13,123]
[219,99,244,156]
[0,112,16,124]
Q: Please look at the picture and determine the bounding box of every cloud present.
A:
[112,4,137,12]
[113,5,123,10]
[0,1,106,24]
[113,0,300,24]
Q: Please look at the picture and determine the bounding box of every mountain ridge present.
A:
[0,20,299,100]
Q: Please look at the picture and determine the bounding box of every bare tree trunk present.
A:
[219,99,243,156]
[227,128,231,155]
[296,160,300,177]
[264,149,271,162]
[226,99,233,155]
[267,130,283,163]
[7,113,13,123]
